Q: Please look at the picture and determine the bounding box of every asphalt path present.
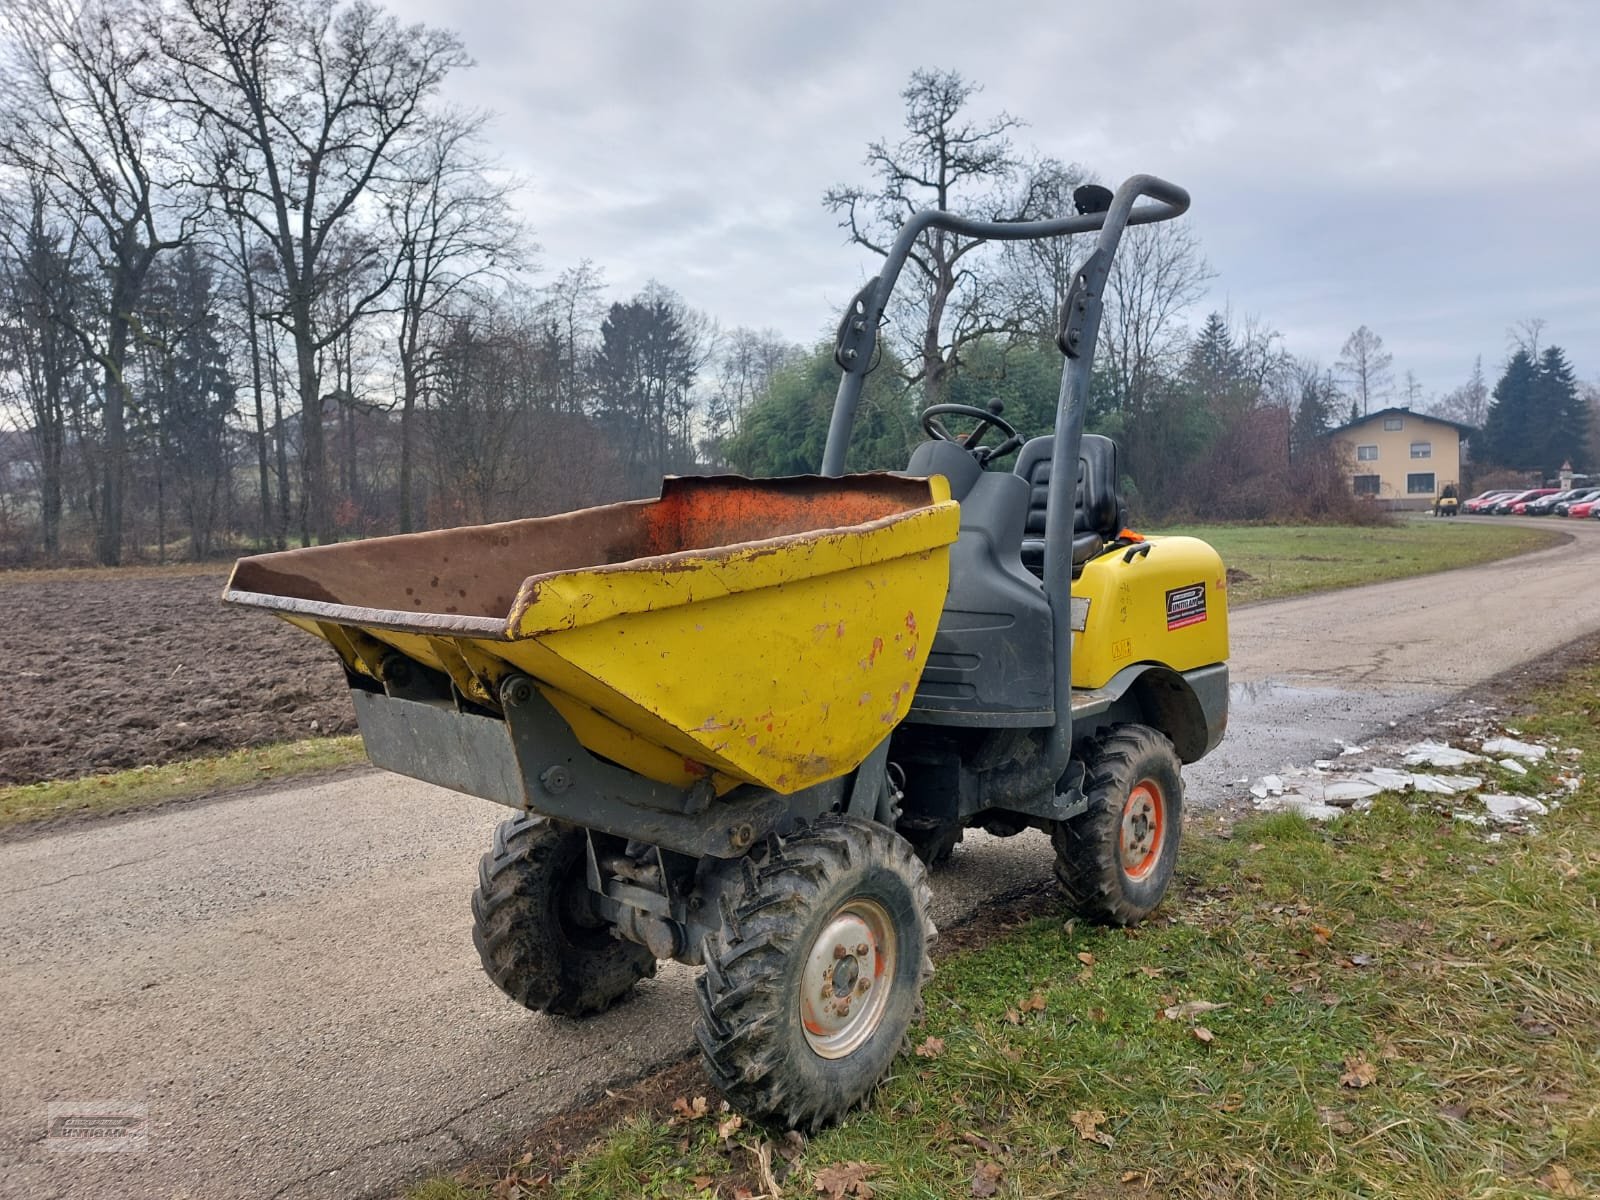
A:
[3,517,1598,1199]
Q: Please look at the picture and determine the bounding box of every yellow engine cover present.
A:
[1070,536,1230,689]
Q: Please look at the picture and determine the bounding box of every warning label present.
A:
[1165,582,1207,631]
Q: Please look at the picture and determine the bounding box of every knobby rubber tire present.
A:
[694,813,935,1131]
[1052,724,1183,926]
[471,815,656,1017]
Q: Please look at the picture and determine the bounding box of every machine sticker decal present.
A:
[1070,595,1091,632]
[1165,582,1207,631]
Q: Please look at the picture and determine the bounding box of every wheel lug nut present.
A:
[856,978,871,994]
[833,943,848,959]
[855,942,869,957]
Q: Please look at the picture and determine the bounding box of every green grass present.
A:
[0,736,366,832]
[1156,519,1565,605]
[416,653,1600,1200]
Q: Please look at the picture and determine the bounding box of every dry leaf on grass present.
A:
[1162,1000,1226,1021]
[1312,924,1333,945]
[1317,1105,1356,1136]
[671,1095,710,1123]
[1191,1025,1215,1044]
[1339,1055,1378,1089]
[915,1035,945,1059]
[1542,1164,1582,1197]
[970,1160,1005,1197]
[1018,989,1047,1014]
[1070,1109,1115,1147]
[814,1161,878,1199]
[1003,1007,1022,1026]
[718,1112,743,1140]
[960,1130,999,1155]
[1077,951,1097,967]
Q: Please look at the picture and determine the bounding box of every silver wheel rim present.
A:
[799,897,896,1059]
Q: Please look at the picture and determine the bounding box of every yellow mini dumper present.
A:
[225,175,1228,1130]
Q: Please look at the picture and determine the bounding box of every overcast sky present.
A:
[388,0,1599,403]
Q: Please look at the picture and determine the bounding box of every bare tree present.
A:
[1336,325,1393,418]
[824,68,1034,407]
[996,157,1093,344]
[1099,220,1213,414]
[0,188,87,557]
[158,0,469,543]
[537,260,606,416]
[389,110,525,531]
[703,327,800,458]
[0,0,201,564]
[1507,317,1546,360]
[1431,356,1489,429]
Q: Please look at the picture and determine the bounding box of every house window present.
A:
[1356,445,1378,461]
[1410,441,1431,458]
[1384,417,1404,430]
[1407,473,1435,494]
[1354,475,1381,496]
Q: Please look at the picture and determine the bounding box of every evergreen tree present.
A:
[1290,370,1334,459]
[1482,347,1587,474]
[1535,346,1588,471]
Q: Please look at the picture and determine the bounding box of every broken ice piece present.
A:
[1355,767,1413,792]
[1323,779,1383,806]
[1409,774,1482,796]
[1254,794,1343,821]
[1498,759,1528,776]
[1483,737,1546,761]
[1402,740,1483,768]
[1312,760,1334,770]
[1478,794,1549,823]
[1337,741,1365,757]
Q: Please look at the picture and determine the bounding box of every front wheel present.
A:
[695,813,934,1131]
[1052,725,1183,925]
[471,816,656,1017]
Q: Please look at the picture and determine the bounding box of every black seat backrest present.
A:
[1014,434,1126,577]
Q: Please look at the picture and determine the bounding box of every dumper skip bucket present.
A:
[224,474,960,794]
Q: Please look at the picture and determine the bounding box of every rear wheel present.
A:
[471,815,656,1017]
[695,813,934,1130]
[1052,725,1182,925]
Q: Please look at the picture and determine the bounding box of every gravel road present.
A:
[3,518,1597,1200]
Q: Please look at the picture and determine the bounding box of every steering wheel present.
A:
[920,401,1024,465]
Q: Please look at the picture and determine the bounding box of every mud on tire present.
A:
[1052,724,1183,926]
[694,813,935,1131]
[471,815,656,1017]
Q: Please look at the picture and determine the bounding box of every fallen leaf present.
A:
[1019,990,1047,1013]
[1339,1055,1378,1089]
[1087,1006,1107,1022]
[1312,924,1333,945]
[1516,1008,1558,1038]
[1003,1007,1022,1026]
[1349,953,1375,967]
[1191,1025,1215,1044]
[970,1161,1005,1197]
[692,1176,714,1189]
[1317,1105,1356,1135]
[1077,951,1097,967]
[959,1130,999,1155]
[1542,1164,1581,1197]
[671,1095,711,1123]
[815,1161,878,1199]
[779,1130,807,1161]
[1070,1109,1115,1147]
[733,1187,755,1200]
[718,1112,743,1140]
[1247,842,1266,852]
[915,1035,946,1059]
[1163,1000,1226,1021]
[1437,1102,1469,1121]
[1137,965,1165,978]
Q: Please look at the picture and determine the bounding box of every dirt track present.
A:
[3,518,1600,1200]
[0,570,352,785]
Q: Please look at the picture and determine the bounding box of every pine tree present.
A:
[1291,370,1334,459]
[1480,349,1539,469]
[1534,346,1587,471]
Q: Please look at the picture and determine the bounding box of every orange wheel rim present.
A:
[1120,780,1164,881]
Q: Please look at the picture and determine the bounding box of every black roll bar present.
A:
[820,174,1192,806]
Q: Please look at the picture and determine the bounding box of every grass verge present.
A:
[416,650,1600,1199]
[0,735,366,833]
[1157,519,1565,605]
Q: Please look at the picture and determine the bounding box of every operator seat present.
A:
[1015,433,1126,579]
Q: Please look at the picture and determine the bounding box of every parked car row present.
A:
[1460,486,1600,518]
